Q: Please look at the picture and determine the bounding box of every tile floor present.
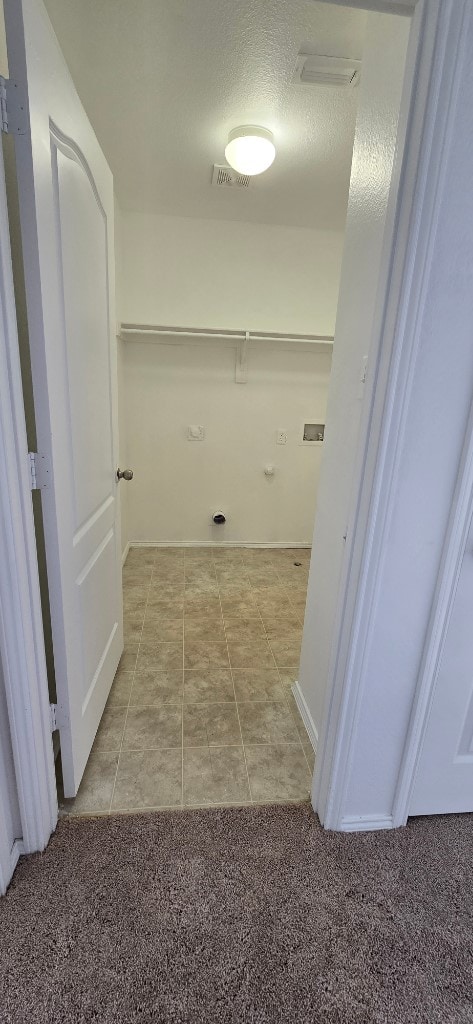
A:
[61,546,315,815]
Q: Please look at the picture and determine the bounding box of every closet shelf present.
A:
[118,323,334,384]
[119,323,334,345]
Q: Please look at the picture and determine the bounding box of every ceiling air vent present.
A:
[211,164,251,189]
[293,53,361,89]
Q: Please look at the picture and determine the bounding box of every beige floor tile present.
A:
[269,640,302,669]
[227,640,275,669]
[218,585,254,598]
[130,671,184,705]
[183,746,250,805]
[238,701,299,744]
[184,618,226,642]
[278,668,299,687]
[245,571,280,588]
[64,751,118,814]
[184,547,214,559]
[252,586,292,602]
[183,703,241,746]
[185,566,217,582]
[141,617,184,643]
[145,598,184,617]
[122,706,182,749]
[254,595,294,616]
[114,647,139,680]
[93,707,127,752]
[107,672,134,708]
[147,583,185,603]
[212,550,244,563]
[122,569,152,587]
[184,595,222,618]
[183,669,234,703]
[184,581,219,598]
[302,741,316,773]
[152,571,185,588]
[123,611,145,643]
[184,641,229,671]
[215,569,250,585]
[136,643,183,674]
[123,590,148,613]
[124,550,155,567]
[245,744,311,802]
[232,668,286,702]
[224,618,266,642]
[154,549,184,563]
[122,577,149,595]
[112,748,182,809]
[262,617,303,640]
[220,595,259,617]
[288,595,308,614]
[286,693,311,744]
[280,577,309,592]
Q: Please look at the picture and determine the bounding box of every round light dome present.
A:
[225,126,276,176]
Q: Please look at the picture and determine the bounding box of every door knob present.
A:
[117,468,133,481]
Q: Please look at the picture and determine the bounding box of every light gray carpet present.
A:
[1,803,472,1023]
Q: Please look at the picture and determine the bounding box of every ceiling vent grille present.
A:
[293,53,361,89]
[212,164,251,189]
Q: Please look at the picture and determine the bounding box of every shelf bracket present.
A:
[235,331,249,383]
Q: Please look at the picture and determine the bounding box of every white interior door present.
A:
[410,512,473,815]
[4,0,123,796]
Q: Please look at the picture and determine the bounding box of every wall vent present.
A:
[293,53,361,89]
[212,164,251,189]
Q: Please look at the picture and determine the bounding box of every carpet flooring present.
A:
[1,803,472,1023]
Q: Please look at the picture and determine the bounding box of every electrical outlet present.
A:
[277,429,288,445]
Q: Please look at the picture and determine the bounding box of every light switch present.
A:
[277,429,288,445]
[188,425,205,441]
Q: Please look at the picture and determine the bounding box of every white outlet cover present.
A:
[188,425,205,441]
[277,429,288,445]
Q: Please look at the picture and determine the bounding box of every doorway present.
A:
[47,0,412,815]
[7,0,456,856]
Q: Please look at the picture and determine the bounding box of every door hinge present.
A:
[0,76,29,135]
[28,451,51,490]
[49,703,58,732]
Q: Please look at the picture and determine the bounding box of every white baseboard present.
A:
[128,541,312,549]
[292,681,318,753]
[339,814,395,833]
[121,541,130,566]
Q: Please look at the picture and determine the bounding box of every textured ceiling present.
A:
[42,0,367,230]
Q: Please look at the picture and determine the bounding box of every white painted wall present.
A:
[123,338,331,545]
[342,8,473,821]
[119,212,342,544]
[299,13,410,733]
[121,212,343,337]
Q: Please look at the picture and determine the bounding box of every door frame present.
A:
[0,115,57,875]
[0,0,470,852]
[313,0,473,829]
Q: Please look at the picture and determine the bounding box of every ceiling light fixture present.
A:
[225,126,276,176]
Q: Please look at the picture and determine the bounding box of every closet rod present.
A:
[120,323,334,346]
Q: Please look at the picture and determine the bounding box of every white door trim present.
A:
[312,0,473,830]
[0,0,469,851]
[0,113,57,863]
[392,399,473,822]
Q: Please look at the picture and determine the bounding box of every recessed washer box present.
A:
[301,422,325,445]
